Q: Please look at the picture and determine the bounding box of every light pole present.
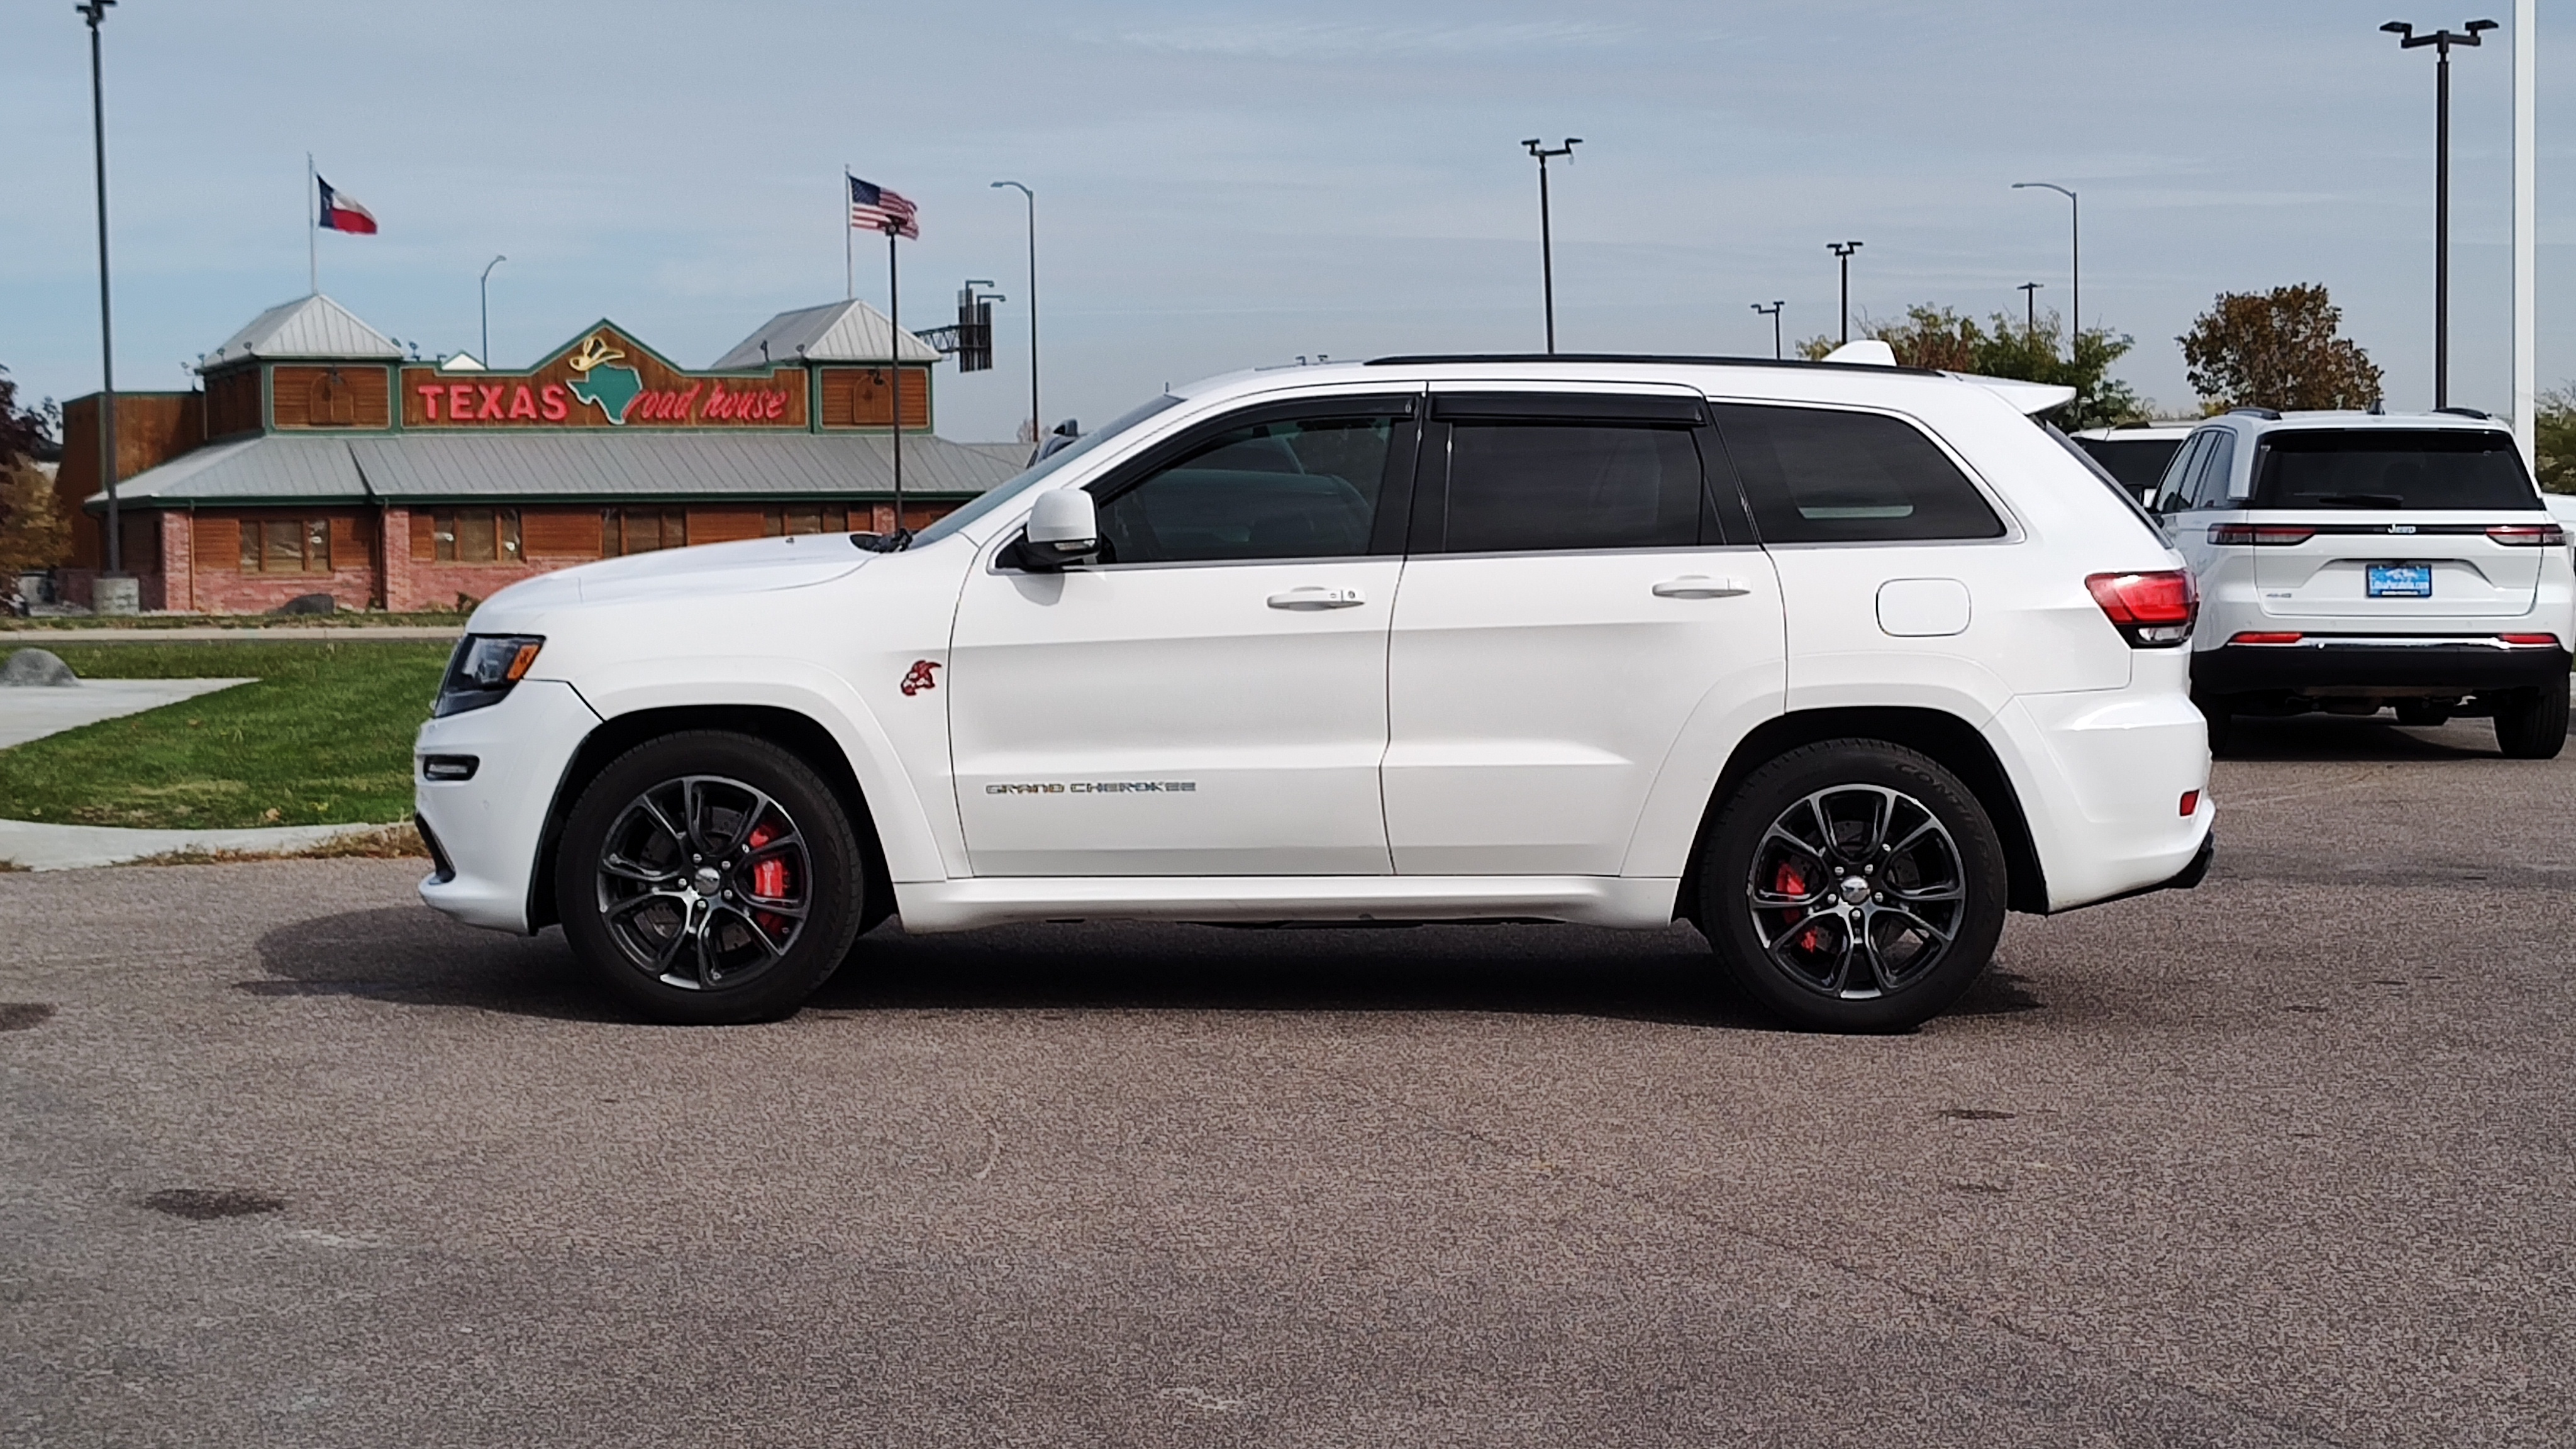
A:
[1521,138,1581,353]
[1751,301,1784,360]
[2384,18,2497,408]
[2018,282,2043,341]
[79,0,121,580]
[479,254,506,365]
[2011,181,2079,359]
[1826,240,1863,345]
[991,180,1040,447]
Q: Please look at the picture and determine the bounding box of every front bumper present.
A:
[2194,638,2571,697]
[414,679,601,933]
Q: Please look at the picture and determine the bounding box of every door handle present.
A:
[1651,575,1751,599]
[1267,586,1367,610]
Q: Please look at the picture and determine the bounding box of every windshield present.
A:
[2076,436,2185,494]
[2251,429,2539,511]
[906,393,1184,548]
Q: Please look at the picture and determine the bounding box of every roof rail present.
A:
[2228,406,2282,420]
[2434,405,2493,419]
[1362,351,1943,377]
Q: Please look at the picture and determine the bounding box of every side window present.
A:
[2151,434,2210,514]
[1711,403,2004,543]
[1092,411,1401,565]
[2190,430,2239,509]
[1441,423,1704,553]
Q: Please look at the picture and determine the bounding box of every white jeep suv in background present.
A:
[2153,409,2573,757]
[413,353,2214,1031]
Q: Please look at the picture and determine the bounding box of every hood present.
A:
[472,534,873,621]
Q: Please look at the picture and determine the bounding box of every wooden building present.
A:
[56,295,1023,613]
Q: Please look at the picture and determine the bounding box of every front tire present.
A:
[2494,681,2570,760]
[1699,740,2008,1033]
[556,731,867,1024]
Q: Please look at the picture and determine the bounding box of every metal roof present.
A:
[712,299,940,368]
[200,294,403,369]
[93,431,1021,508]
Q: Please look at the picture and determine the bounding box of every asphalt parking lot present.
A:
[3,713,2572,1448]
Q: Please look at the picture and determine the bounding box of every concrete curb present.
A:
[0,818,413,871]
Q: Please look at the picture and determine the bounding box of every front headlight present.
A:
[433,634,545,717]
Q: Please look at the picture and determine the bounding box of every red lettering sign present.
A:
[476,385,504,419]
[448,383,475,421]
[416,384,443,420]
[508,384,538,419]
[541,384,568,421]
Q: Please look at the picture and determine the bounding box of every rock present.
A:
[274,593,337,616]
[0,648,78,687]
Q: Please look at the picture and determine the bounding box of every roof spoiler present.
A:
[1948,372,2078,417]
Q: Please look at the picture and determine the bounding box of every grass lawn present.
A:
[0,641,450,830]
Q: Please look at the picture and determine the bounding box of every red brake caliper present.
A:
[745,821,791,935]
[1775,861,1825,955]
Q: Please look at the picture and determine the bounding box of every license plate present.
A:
[2367,564,2433,598]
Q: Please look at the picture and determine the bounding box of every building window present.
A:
[763,504,849,536]
[238,517,333,574]
[431,509,523,564]
[603,508,688,556]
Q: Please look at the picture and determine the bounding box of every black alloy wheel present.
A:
[1700,740,2007,1032]
[558,731,866,1024]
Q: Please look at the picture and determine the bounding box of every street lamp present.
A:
[1521,138,1582,353]
[2017,281,2044,341]
[78,0,121,582]
[2383,18,2498,409]
[991,180,1040,447]
[1826,241,1863,345]
[479,254,506,366]
[2011,181,2079,359]
[1751,301,1784,360]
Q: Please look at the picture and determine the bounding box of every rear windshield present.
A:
[2075,436,2184,492]
[2251,429,2539,511]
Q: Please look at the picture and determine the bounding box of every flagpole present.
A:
[307,153,317,296]
[886,221,904,539]
[843,168,853,301]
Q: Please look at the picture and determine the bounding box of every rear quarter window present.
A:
[1710,403,2004,543]
[2251,429,2540,511]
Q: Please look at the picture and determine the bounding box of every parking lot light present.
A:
[2382,18,2500,408]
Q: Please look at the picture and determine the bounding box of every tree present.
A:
[0,366,69,574]
[2178,284,2382,413]
[1798,305,2144,428]
[2534,386,2576,494]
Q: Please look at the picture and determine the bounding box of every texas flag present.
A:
[316,175,378,235]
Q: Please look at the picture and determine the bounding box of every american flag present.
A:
[849,176,919,238]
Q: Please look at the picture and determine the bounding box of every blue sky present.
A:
[3,1,2571,443]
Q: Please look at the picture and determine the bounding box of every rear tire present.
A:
[2494,681,2570,760]
[1698,740,2009,1033]
[556,731,867,1024]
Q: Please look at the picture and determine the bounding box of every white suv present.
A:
[413,355,2214,1031]
[2152,409,2573,756]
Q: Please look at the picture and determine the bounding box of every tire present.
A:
[555,730,867,1024]
[2196,695,2232,757]
[1698,740,2009,1033]
[2494,680,2570,760]
[2394,699,2453,728]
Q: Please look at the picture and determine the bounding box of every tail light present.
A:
[2499,633,2562,647]
[2487,524,2567,546]
[2085,570,2197,648]
[2229,631,2304,645]
[2208,523,2316,546]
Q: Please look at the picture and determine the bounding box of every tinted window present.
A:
[2076,436,2185,493]
[1712,404,2004,542]
[1441,423,1704,553]
[1093,413,1397,564]
[2151,433,2210,514]
[911,392,1182,548]
[2189,430,2237,509]
[2251,430,2541,511]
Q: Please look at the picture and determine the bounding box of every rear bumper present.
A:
[2194,638,2571,696]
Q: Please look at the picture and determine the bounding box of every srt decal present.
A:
[900,660,941,696]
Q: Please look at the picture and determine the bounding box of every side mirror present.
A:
[1018,488,1098,569]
